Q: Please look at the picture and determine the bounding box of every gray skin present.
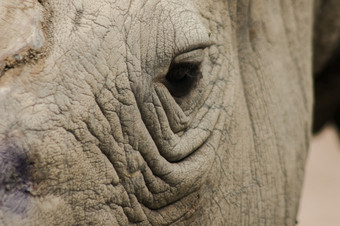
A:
[1,0,335,225]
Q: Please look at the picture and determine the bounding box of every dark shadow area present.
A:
[313,51,340,135]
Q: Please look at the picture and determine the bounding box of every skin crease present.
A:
[0,0,329,225]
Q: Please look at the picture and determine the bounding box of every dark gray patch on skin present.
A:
[73,9,84,30]
[0,143,31,216]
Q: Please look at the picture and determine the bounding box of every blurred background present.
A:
[298,125,340,226]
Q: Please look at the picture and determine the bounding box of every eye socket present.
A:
[163,49,204,98]
[164,62,202,97]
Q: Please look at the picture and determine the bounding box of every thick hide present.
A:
[0,0,314,225]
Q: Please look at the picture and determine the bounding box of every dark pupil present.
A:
[165,63,201,97]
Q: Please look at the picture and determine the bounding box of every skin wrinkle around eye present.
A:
[150,69,223,163]
[172,48,206,64]
[149,46,222,163]
[134,30,219,163]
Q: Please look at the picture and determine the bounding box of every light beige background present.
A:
[298,126,340,226]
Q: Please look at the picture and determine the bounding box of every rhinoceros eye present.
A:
[165,49,204,97]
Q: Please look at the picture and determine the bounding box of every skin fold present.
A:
[1,0,336,225]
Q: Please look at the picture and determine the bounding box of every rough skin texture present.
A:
[0,0,326,225]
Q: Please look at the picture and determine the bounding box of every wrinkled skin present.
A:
[0,0,328,225]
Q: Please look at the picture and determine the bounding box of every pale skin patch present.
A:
[0,0,45,76]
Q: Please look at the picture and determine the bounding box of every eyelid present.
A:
[172,48,205,65]
[154,45,211,82]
